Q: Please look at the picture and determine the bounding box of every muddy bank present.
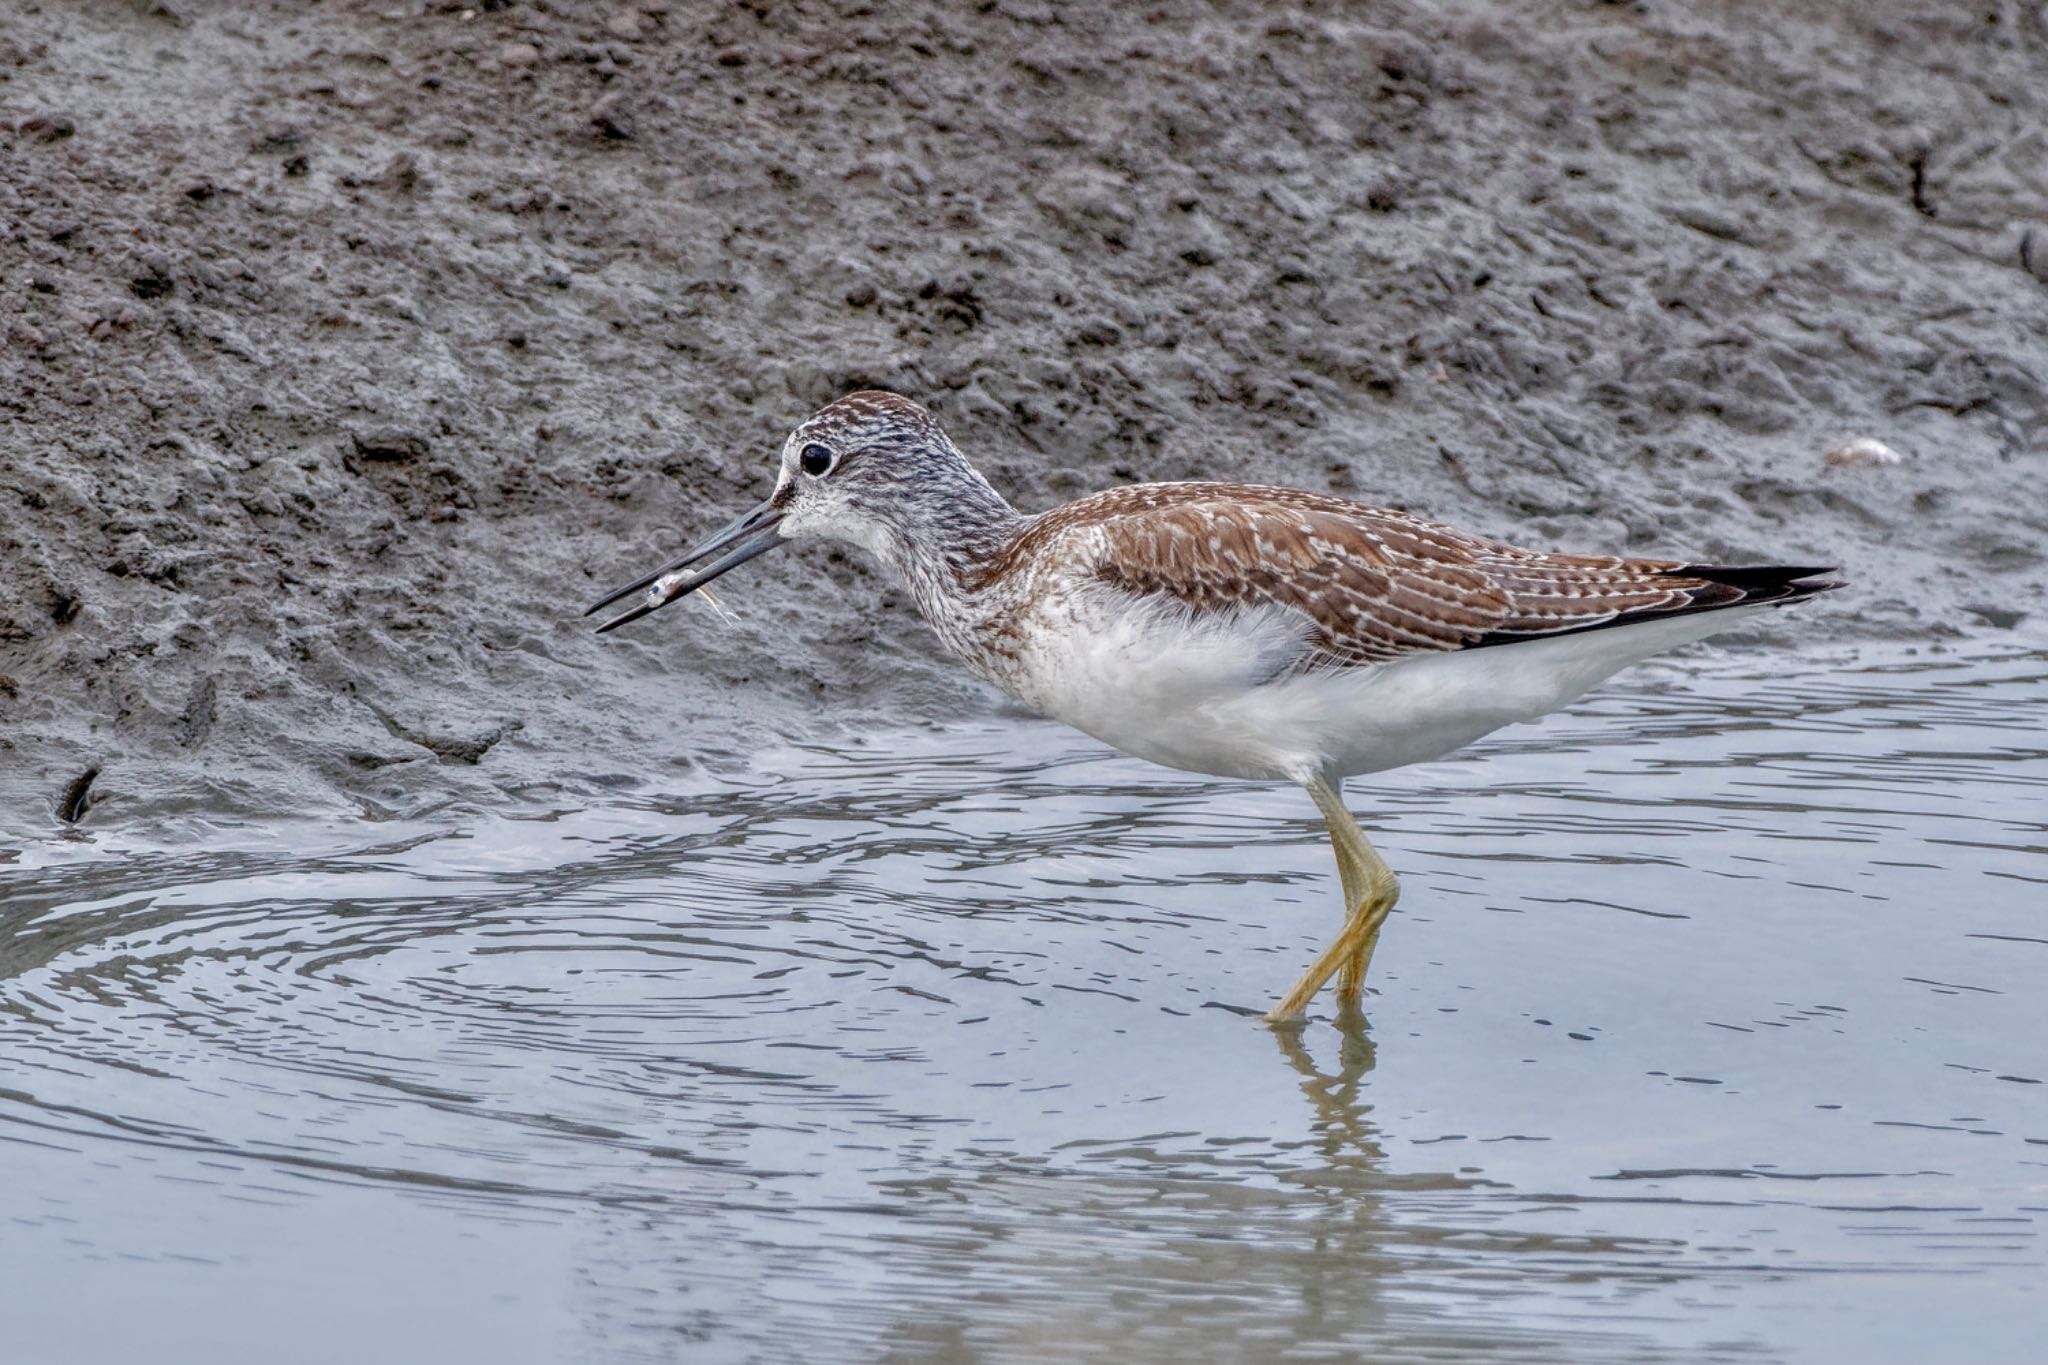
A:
[3,0,2045,833]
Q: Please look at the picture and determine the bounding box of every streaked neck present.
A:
[874,462,1025,661]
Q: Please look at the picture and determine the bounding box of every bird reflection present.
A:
[1270,1001,1384,1164]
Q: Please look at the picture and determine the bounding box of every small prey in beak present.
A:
[584,498,783,633]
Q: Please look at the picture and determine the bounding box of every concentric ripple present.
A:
[2,648,2044,1364]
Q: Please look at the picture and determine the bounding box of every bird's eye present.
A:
[799,443,834,477]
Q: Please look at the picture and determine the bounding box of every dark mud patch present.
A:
[2,1,2045,831]
[54,764,98,824]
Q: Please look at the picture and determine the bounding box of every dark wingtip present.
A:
[1674,563,1845,605]
[1465,561,1843,652]
[1678,563,1840,585]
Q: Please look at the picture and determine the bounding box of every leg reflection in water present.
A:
[1271,999,1383,1164]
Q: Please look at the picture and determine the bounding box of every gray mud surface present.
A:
[4,1,2046,829]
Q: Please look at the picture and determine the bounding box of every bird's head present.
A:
[586,391,1011,632]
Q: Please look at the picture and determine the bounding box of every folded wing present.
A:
[993,483,1835,672]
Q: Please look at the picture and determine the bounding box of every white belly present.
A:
[1001,595,1765,784]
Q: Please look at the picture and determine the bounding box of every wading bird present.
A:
[589,393,1838,1023]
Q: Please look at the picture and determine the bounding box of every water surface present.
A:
[3,648,2044,1363]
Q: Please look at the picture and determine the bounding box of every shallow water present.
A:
[3,648,2044,1364]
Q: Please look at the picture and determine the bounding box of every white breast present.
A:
[996,587,1315,781]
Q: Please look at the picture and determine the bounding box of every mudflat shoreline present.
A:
[4,2,2044,829]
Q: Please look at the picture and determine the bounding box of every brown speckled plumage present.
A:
[976,482,1835,673]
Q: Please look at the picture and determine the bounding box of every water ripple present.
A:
[2,648,2044,1363]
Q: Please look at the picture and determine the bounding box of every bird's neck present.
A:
[873,469,1026,666]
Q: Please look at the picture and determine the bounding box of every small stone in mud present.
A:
[497,41,541,68]
[1823,437,1904,470]
[352,428,430,461]
[715,46,748,67]
[606,11,644,41]
[19,112,75,141]
[844,283,878,307]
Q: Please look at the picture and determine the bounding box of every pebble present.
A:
[1823,437,1904,470]
[497,41,541,68]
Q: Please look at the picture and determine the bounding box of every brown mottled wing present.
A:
[1004,484,1832,671]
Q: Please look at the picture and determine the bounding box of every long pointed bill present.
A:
[585,498,785,634]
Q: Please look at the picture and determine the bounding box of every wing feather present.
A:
[980,483,1835,672]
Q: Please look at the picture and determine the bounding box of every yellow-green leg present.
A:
[1265,775,1401,1024]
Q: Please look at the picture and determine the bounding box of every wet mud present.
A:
[3,1,2045,829]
